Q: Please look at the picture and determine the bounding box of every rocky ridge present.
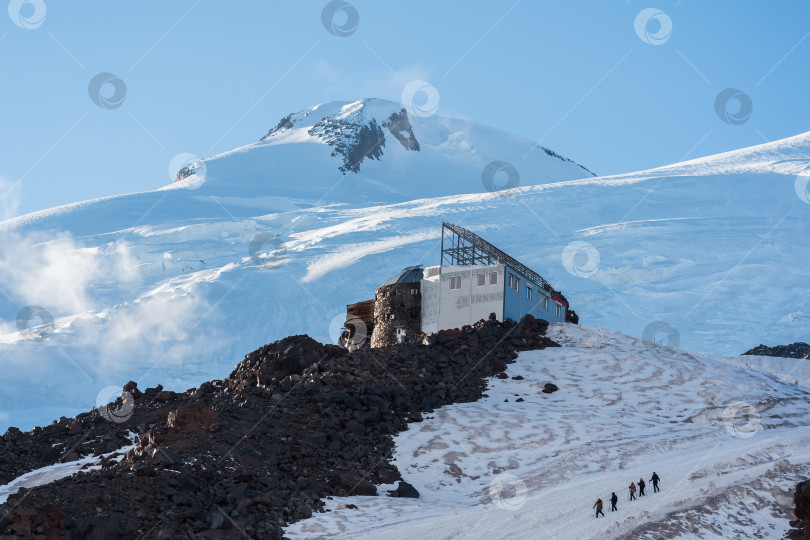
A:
[0,315,558,539]
[744,342,810,360]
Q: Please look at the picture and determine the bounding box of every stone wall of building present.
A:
[370,282,422,348]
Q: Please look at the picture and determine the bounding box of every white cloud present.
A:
[0,231,141,316]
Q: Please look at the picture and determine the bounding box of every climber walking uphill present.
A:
[610,492,618,512]
[651,471,661,492]
[638,477,646,496]
[629,481,636,501]
[593,497,604,518]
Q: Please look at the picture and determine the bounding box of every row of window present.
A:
[512,273,563,317]
[387,287,419,297]
[450,272,499,290]
[446,272,564,318]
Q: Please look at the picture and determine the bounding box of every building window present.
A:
[555,304,561,317]
[490,272,498,285]
[477,274,485,286]
[388,313,395,320]
[395,289,402,296]
[544,296,549,310]
[513,276,519,291]
[410,288,418,295]
[526,286,532,300]
[449,276,462,290]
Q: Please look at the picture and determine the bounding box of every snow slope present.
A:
[286,324,810,539]
[0,433,137,505]
[0,99,809,432]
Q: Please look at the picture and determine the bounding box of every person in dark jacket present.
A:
[593,498,604,518]
[638,477,646,496]
[610,492,618,512]
[651,472,660,492]
[629,482,636,500]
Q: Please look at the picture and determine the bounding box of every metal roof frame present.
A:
[440,222,566,303]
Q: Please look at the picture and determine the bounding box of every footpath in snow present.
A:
[286,324,810,539]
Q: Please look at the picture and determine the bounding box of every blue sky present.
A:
[2,1,809,216]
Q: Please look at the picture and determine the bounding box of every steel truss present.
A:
[440,222,566,303]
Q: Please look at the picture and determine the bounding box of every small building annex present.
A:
[342,222,577,349]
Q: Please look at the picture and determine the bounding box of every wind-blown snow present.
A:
[285,324,810,539]
[0,100,808,432]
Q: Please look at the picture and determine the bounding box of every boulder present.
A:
[67,514,129,540]
[542,383,559,394]
[797,479,810,521]
[2,504,66,539]
[229,335,330,389]
[166,402,221,431]
[388,481,420,498]
[330,472,377,496]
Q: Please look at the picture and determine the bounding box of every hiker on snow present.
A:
[651,472,661,492]
[638,477,646,496]
[610,492,618,512]
[593,497,604,518]
[629,482,636,501]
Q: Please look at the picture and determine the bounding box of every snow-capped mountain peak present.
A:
[173,98,595,204]
[257,98,420,174]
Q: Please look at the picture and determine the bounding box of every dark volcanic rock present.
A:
[228,334,338,390]
[0,315,558,539]
[384,109,420,151]
[388,481,420,498]
[797,479,810,521]
[166,401,220,431]
[744,342,810,359]
[68,514,129,540]
[790,478,810,538]
[542,383,559,394]
[330,472,377,496]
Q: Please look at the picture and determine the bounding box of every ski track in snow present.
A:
[285,324,810,540]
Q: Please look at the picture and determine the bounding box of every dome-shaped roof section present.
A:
[380,265,423,287]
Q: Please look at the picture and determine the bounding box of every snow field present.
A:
[286,324,810,539]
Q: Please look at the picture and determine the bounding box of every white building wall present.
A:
[421,264,505,334]
[420,266,441,334]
